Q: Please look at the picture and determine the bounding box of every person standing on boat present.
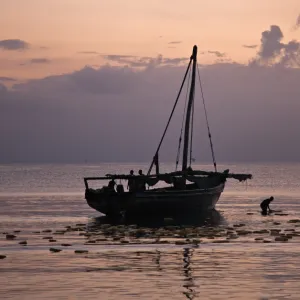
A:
[108,179,116,192]
[127,170,135,192]
[138,169,146,191]
[260,196,274,215]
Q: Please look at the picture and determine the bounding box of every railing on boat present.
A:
[84,170,252,189]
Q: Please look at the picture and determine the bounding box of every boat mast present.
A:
[182,45,197,171]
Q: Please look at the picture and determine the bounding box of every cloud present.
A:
[0,82,7,93]
[102,54,188,68]
[293,14,300,30]
[1,60,300,163]
[0,39,29,50]
[168,41,182,44]
[207,50,226,58]
[0,76,17,82]
[242,44,258,49]
[251,25,300,67]
[78,51,99,55]
[29,58,51,64]
[259,25,284,59]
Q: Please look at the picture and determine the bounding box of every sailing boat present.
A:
[84,45,252,218]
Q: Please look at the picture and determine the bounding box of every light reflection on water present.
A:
[1,163,300,299]
[1,245,300,299]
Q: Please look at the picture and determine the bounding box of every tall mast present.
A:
[182,45,197,171]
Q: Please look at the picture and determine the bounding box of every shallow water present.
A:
[1,163,300,299]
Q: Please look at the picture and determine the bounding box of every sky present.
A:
[0,1,300,164]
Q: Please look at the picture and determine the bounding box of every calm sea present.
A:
[1,162,300,300]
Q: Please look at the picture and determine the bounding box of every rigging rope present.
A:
[175,67,191,171]
[197,63,217,172]
[189,89,195,167]
[147,59,192,175]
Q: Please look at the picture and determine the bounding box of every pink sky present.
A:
[0,0,299,80]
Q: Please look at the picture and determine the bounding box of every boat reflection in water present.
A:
[151,248,197,300]
[182,248,197,300]
[83,210,225,299]
[87,208,226,232]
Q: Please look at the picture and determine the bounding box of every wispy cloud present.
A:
[102,54,188,68]
[77,51,99,55]
[207,50,226,57]
[0,39,29,50]
[0,76,17,82]
[168,41,182,44]
[242,44,258,49]
[29,58,51,64]
[294,14,300,30]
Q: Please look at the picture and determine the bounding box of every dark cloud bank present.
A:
[1,25,300,163]
[0,39,29,50]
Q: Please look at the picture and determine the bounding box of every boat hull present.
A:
[85,180,225,218]
[127,184,224,217]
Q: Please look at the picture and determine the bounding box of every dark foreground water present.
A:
[1,163,300,300]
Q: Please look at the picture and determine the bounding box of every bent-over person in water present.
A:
[260,196,274,215]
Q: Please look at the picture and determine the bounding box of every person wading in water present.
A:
[260,196,274,215]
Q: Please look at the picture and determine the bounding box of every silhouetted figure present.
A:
[127,170,135,192]
[116,184,124,194]
[173,176,186,190]
[138,169,146,191]
[108,179,116,192]
[260,196,274,215]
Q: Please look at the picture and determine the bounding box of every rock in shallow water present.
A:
[75,250,88,254]
[275,236,289,242]
[213,240,230,243]
[49,248,62,253]
[288,219,300,223]
[6,234,16,240]
[19,241,27,245]
[0,255,6,259]
[175,240,187,245]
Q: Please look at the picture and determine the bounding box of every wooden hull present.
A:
[127,184,224,217]
[85,177,225,218]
